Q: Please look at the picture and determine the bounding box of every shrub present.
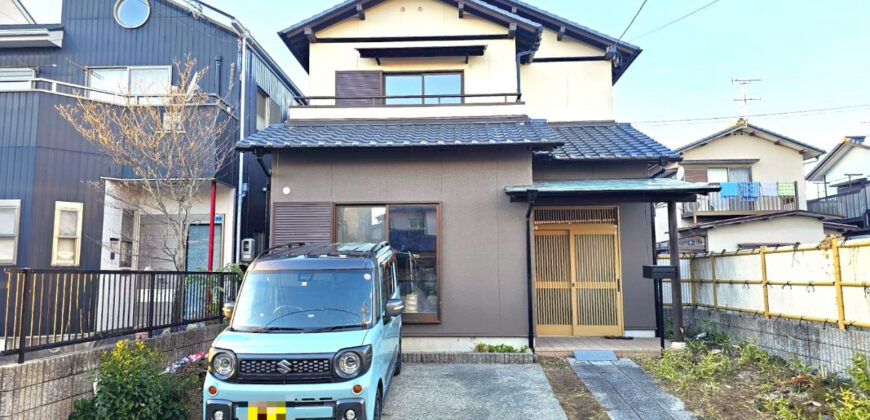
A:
[69,340,195,420]
[473,342,529,353]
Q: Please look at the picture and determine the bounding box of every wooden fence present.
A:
[658,237,870,329]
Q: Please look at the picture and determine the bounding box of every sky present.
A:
[22,0,870,155]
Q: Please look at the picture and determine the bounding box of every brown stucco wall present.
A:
[272,148,533,337]
[534,160,657,331]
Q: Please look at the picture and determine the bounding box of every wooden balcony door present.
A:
[534,223,623,337]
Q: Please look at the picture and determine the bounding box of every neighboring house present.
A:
[0,0,301,272]
[655,118,826,252]
[237,0,715,348]
[680,210,854,252]
[806,136,870,228]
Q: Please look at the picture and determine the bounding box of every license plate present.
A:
[246,402,290,420]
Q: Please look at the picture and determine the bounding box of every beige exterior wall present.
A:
[301,0,614,122]
[679,132,810,209]
[706,217,825,251]
[272,148,532,337]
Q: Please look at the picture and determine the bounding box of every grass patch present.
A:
[539,357,609,420]
[637,329,870,419]
[473,342,529,353]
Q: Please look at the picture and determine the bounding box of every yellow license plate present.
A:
[246,402,290,420]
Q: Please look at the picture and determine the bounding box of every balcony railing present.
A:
[682,181,799,218]
[808,185,870,219]
[0,77,234,113]
[295,92,522,107]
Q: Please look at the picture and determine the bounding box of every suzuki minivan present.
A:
[204,242,404,420]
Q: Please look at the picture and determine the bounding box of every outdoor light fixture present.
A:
[282,186,291,195]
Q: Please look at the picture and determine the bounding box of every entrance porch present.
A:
[535,336,666,358]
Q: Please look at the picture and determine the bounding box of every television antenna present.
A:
[732,78,761,120]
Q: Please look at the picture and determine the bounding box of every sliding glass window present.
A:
[384,72,462,105]
[336,205,439,323]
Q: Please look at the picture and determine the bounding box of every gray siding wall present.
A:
[533,159,656,331]
[272,149,533,338]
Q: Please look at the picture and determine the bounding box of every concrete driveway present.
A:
[383,363,567,419]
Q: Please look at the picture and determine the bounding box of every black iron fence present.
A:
[2,268,241,363]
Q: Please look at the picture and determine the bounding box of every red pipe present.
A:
[207,180,217,271]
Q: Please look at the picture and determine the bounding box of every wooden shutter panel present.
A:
[684,167,708,183]
[335,71,382,105]
[272,202,333,245]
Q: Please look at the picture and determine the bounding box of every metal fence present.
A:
[1,268,241,363]
[658,237,870,330]
[808,186,870,219]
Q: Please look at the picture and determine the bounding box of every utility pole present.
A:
[732,78,761,120]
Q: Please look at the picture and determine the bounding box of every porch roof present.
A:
[505,178,720,203]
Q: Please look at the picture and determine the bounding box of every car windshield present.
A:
[231,269,374,332]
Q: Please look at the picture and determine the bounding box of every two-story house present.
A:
[237,0,717,350]
[652,119,853,253]
[807,136,870,228]
[0,0,301,272]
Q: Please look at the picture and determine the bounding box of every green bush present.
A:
[473,342,529,353]
[68,340,194,420]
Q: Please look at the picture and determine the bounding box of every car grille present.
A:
[236,357,333,384]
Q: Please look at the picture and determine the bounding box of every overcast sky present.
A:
[22,0,870,155]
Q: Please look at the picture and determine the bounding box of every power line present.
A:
[633,103,870,126]
[618,0,650,42]
[630,0,721,41]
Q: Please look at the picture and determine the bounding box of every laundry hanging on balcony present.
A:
[739,182,759,201]
[777,181,796,197]
[759,182,778,197]
[720,182,739,199]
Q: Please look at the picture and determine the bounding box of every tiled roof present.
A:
[236,119,563,150]
[543,122,679,161]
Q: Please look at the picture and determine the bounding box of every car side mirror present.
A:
[385,299,405,318]
[222,301,235,320]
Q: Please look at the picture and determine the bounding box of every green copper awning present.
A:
[505,178,720,203]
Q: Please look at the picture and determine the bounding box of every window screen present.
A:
[0,68,35,91]
[52,202,83,266]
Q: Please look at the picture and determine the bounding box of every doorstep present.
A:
[535,336,664,358]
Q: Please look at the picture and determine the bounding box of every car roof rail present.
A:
[258,242,309,258]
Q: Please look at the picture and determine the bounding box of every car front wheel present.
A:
[374,388,383,420]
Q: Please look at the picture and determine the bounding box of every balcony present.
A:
[288,92,526,120]
[682,181,800,218]
[808,185,870,220]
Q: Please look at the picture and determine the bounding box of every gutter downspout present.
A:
[515,50,534,102]
[234,31,248,264]
[525,190,538,351]
[254,149,271,249]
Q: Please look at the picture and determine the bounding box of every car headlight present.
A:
[209,349,237,381]
[333,345,372,379]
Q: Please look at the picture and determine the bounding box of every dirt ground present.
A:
[539,357,609,420]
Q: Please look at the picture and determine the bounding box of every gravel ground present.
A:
[382,363,568,420]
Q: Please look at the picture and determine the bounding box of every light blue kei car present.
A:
[203,242,404,420]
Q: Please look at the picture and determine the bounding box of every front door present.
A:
[534,221,623,336]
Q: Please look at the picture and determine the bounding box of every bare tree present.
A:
[57,56,235,271]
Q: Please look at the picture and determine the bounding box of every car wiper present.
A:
[249,326,306,333]
[307,324,364,333]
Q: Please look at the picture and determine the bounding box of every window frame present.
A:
[333,203,442,324]
[118,209,137,269]
[86,65,171,104]
[0,199,21,265]
[113,0,152,29]
[51,201,84,267]
[184,217,224,271]
[383,71,464,105]
[0,68,35,92]
[706,166,753,183]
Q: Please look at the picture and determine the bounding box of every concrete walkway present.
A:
[383,363,567,419]
[569,358,694,420]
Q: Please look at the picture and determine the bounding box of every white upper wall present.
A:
[300,0,614,121]
[819,145,870,192]
[0,0,34,24]
[706,216,825,251]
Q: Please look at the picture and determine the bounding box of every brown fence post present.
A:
[760,246,770,319]
[831,239,846,329]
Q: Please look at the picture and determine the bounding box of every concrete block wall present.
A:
[675,307,870,375]
[0,323,225,419]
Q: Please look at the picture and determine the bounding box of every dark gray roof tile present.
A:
[543,122,678,161]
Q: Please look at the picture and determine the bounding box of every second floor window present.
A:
[256,89,282,131]
[384,72,462,105]
[87,66,170,104]
[707,167,750,183]
[0,68,35,91]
